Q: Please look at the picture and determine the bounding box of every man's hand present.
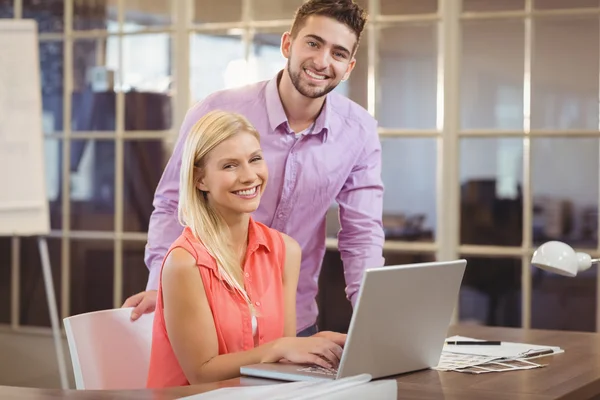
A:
[313,331,347,347]
[122,290,158,321]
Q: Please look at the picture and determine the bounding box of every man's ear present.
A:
[281,31,292,59]
[342,57,357,81]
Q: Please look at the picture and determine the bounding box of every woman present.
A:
[146,110,344,388]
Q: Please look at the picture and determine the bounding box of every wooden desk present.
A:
[3,325,600,399]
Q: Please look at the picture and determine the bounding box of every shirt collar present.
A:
[247,217,271,253]
[265,70,330,143]
[183,217,271,274]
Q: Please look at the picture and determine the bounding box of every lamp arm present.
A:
[592,259,600,264]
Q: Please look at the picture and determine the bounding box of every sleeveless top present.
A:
[146,218,287,388]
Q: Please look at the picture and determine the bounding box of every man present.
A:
[123,0,385,337]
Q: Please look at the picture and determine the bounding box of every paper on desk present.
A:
[455,358,544,374]
[178,374,398,400]
[443,336,563,359]
[435,351,546,373]
[435,352,500,371]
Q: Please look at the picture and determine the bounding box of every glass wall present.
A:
[1,0,599,333]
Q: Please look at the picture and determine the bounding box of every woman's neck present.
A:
[222,212,250,260]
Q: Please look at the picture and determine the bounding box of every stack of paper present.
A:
[179,374,398,400]
[435,336,564,374]
[443,336,563,359]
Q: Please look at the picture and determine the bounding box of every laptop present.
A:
[240,259,467,382]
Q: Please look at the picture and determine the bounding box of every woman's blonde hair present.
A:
[178,110,261,304]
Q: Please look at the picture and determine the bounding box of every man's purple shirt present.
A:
[145,73,385,332]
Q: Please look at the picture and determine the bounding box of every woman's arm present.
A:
[280,233,301,337]
[278,234,347,347]
[162,247,339,384]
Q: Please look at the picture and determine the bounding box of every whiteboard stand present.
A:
[38,236,69,390]
[0,19,70,389]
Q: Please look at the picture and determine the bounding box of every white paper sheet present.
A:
[178,374,398,400]
[443,335,563,359]
[435,352,501,371]
[454,358,544,374]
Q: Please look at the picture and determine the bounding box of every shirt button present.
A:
[278,213,284,219]
[255,301,261,307]
[244,272,250,278]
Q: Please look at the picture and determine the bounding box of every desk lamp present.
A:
[531,241,599,277]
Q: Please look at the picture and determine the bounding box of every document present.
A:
[443,335,563,359]
[436,352,501,371]
[434,335,564,374]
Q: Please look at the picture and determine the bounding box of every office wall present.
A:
[367,17,599,243]
[0,0,599,335]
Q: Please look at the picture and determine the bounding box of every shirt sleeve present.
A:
[143,101,212,291]
[335,120,385,306]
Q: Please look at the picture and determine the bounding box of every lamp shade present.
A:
[531,241,592,277]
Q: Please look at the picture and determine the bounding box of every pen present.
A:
[445,341,502,346]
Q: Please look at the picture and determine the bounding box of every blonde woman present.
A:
[146,110,344,388]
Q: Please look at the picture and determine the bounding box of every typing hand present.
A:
[267,337,343,369]
[313,331,347,348]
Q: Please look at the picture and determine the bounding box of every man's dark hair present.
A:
[290,0,368,52]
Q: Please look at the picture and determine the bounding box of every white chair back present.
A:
[63,307,155,390]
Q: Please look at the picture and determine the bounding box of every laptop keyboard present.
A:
[297,366,338,376]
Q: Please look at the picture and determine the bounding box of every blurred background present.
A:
[0,0,599,388]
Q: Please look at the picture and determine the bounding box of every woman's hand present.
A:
[264,337,343,369]
[313,331,347,347]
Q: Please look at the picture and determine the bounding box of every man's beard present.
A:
[287,61,338,99]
